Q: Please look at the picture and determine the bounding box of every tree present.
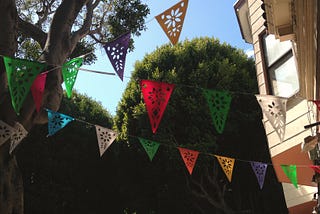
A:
[0,0,149,213]
[114,37,288,213]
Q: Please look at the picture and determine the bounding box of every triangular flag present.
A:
[312,100,320,111]
[256,95,287,142]
[0,120,14,147]
[10,122,28,154]
[281,164,298,188]
[31,72,47,112]
[138,138,160,161]
[310,165,320,174]
[62,57,83,98]
[103,32,131,81]
[47,109,74,136]
[140,80,175,134]
[250,161,268,189]
[95,125,117,157]
[3,56,46,114]
[155,0,188,45]
[178,147,199,175]
[203,89,232,134]
[215,155,235,182]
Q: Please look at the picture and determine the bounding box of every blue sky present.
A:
[77,0,253,115]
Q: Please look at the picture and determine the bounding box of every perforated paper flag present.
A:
[203,89,232,134]
[215,155,235,182]
[156,0,188,45]
[140,80,175,134]
[103,32,130,81]
[0,120,14,147]
[95,125,117,157]
[10,122,28,154]
[178,147,199,175]
[31,72,47,112]
[62,58,83,98]
[138,138,160,161]
[47,109,74,136]
[312,100,320,111]
[250,161,268,189]
[281,164,298,188]
[3,56,46,114]
[310,165,320,174]
[256,95,287,142]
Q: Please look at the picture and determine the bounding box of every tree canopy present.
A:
[114,37,288,213]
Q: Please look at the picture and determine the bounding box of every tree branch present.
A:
[17,17,47,48]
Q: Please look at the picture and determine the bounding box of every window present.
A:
[262,34,299,98]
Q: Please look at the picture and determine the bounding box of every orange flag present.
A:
[215,155,235,182]
[178,147,199,175]
[155,0,188,45]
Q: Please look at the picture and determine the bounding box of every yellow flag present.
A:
[215,155,235,182]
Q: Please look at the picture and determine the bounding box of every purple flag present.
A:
[250,161,268,189]
[103,32,131,81]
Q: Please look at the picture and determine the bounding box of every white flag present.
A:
[95,125,117,157]
[10,122,28,154]
[0,120,14,147]
[256,95,287,142]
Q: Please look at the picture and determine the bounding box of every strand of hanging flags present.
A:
[0,108,318,190]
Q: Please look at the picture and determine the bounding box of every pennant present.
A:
[250,161,268,189]
[140,80,175,134]
[138,138,160,161]
[62,57,83,98]
[256,95,287,142]
[178,147,199,175]
[103,32,131,81]
[10,122,28,154]
[95,125,117,157]
[0,120,14,147]
[3,56,46,114]
[281,164,298,188]
[310,165,320,174]
[155,0,188,45]
[312,100,320,111]
[47,109,74,136]
[31,72,47,112]
[215,155,235,182]
[203,89,232,134]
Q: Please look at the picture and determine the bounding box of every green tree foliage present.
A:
[15,92,122,214]
[114,37,288,213]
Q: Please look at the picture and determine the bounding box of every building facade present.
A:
[234,0,320,213]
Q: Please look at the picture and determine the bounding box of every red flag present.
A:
[310,165,320,174]
[178,147,199,175]
[312,100,320,111]
[31,72,47,112]
[140,80,174,134]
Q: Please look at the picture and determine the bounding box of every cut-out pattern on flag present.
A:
[140,80,175,134]
[10,122,28,154]
[178,147,199,175]
[256,95,287,142]
[156,0,188,45]
[215,155,235,182]
[31,72,47,112]
[281,164,298,188]
[95,125,117,157]
[310,165,320,174]
[62,58,83,98]
[0,120,14,147]
[3,56,46,114]
[138,137,160,161]
[312,100,320,111]
[203,89,232,134]
[250,161,268,189]
[103,32,131,81]
[47,109,74,136]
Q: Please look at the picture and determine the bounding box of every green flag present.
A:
[3,56,46,114]
[203,89,232,134]
[281,164,298,188]
[62,58,83,98]
[138,138,160,161]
